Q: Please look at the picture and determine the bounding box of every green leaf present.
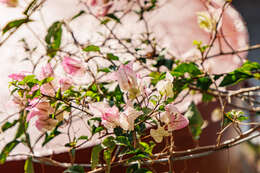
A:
[105,13,121,23]
[102,136,115,149]
[91,144,103,170]
[78,136,89,141]
[172,62,202,77]
[23,0,37,16]
[24,157,34,173]
[220,61,260,87]
[64,165,85,173]
[92,126,105,135]
[107,53,119,61]
[45,21,63,57]
[0,140,20,164]
[115,136,131,146]
[104,149,112,173]
[71,10,85,21]
[184,102,204,140]
[1,120,18,132]
[98,68,111,73]
[2,18,33,34]
[196,76,212,90]
[83,45,100,52]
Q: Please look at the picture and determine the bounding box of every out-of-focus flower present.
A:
[150,125,170,143]
[39,63,54,80]
[156,72,174,98]
[40,83,56,97]
[26,99,58,131]
[161,104,189,131]
[59,78,72,92]
[0,0,18,7]
[8,71,30,81]
[62,57,84,76]
[119,105,142,131]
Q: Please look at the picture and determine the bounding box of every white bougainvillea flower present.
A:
[156,72,174,98]
[150,125,170,143]
[161,104,189,131]
[0,0,18,7]
[62,56,85,76]
[119,105,142,131]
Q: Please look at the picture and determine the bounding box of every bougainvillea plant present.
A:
[0,0,260,172]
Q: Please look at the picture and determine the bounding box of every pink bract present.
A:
[165,104,189,131]
[62,57,84,76]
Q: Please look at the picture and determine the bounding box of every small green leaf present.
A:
[91,144,103,170]
[83,45,100,52]
[0,140,20,164]
[78,136,89,141]
[45,21,63,57]
[2,18,33,34]
[1,120,18,132]
[115,136,131,146]
[105,13,121,23]
[107,53,119,61]
[184,102,204,140]
[24,156,34,173]
[64,165,85,173]
[71,10,85,21]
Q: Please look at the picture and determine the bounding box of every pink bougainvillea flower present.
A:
[8,71,30,81]
[161,104,189,131]
[62,57,84,76]
[90,0,97,6]
[114,62,140,98]
[26,99,57,131]
[40,83,56,97]
[119,105,142,131]
[89,102,120,129]
[39,63,54,80]
[0,0,18,7]
[59,77,72,92]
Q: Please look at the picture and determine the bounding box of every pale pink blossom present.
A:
[39,63,54,80]
[0,0,18,7]
[27,100,57,131]
[59,78,72,91]
[119,106,142,131]
[40,83,56,97]
[161,104,189,131]
[62,57,84,76]
[89,102,120,129]
[114,62,139,98]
